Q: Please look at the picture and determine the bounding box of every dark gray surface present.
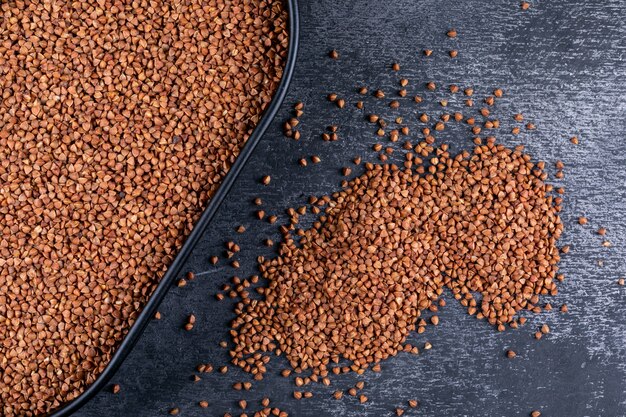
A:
[75,0,626,416]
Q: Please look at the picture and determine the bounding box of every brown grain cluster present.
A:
[0,0,288,415]
[230,139,562,378]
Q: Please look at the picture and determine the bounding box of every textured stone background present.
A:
[75,0,626,416]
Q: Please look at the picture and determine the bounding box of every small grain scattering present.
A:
[230,141,563,379]
[0,0,288,414]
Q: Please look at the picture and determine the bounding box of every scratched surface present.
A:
[74,0,626,416]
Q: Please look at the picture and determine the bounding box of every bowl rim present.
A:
[47,2,299,415]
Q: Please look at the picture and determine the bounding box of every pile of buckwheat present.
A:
[230,139,563,379]
[0,0,288,415]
